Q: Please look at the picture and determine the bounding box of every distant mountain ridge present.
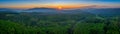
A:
[0,8,120,16]
[81,8,120,16]
[27,7,56,10]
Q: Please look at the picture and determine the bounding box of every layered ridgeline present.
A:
[0,7,120,34]
[0,8,18,14]
[81,8,120,16]
[0,7,120,16]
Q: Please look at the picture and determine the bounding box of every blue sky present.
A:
[0,0,120,9]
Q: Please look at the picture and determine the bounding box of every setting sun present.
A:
[58,6,63,10]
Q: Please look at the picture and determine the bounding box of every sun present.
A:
[57,6,62,10]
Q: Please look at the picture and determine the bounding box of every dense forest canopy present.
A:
[0,8,120,34]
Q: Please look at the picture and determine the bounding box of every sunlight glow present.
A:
[58,6,62,10]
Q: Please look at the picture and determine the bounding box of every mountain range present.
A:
[0,7,120,16]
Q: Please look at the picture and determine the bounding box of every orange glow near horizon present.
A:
[57,6,62,10]
[0,3,91,9]
[0,4,114,9]
[0,5,95,9]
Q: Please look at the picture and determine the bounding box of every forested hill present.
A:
[0,8,120,34]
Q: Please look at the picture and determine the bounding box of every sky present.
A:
[0,0,120,9]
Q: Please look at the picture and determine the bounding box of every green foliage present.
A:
[0,13,120,34]
[74,23,105,34]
